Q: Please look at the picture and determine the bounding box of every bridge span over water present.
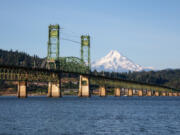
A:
[0,24,179,98]
[0,64,179,98]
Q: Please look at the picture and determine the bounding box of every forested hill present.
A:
[120,70,180,90]
[0,48,180,90]
[0,49,43,67]
[94,70,180,90]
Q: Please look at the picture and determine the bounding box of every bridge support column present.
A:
[47,82,51,97]
[138,90,143,96]
[99,86,106,97]
[128,89,133,96]
[147,90,152,96]
[17,81,27,98]
[48,81,61,98]
[162,91,167,96]
[168,92,173,96]
[173,92,177,96]
[114,88,121,96]
[155,91,159,96]
[78,75,90,97]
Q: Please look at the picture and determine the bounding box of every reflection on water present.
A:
[0,96,180,135]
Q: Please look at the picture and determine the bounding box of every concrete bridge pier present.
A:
[78,75,90,97]
[138,90,143,96]
[128,89,133,96]
[17,81,27,98]
[155,91,160,96]
[48,81,61,98]
[144,90,147,96]
[168,92,173,96]
[114,88,121,96]
[147,90,152,96]
[47,82,52,97]
[99,86,106,97]
[121,88,125,96]
[161,91,167,96]
[173,92,178,96]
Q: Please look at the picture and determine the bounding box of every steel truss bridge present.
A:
[0,24,179,98]
[0,64,179,97]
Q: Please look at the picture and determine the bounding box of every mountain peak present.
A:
[92,50,153,72]
[105,50,122,58]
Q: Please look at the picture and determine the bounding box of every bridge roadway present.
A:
[0,64,180,98]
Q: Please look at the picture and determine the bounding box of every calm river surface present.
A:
[0,96,180,135]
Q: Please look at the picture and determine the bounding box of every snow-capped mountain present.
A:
[91,50,153,72]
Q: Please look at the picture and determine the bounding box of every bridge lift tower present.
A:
[46,24,60,69]
[46,24,61,97]
[81,35,90,72]
[46,24,91,97]
[79,35,91,97]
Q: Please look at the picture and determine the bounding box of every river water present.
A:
[0,96,180,135]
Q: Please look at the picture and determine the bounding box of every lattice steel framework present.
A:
[81,35,90,71]
[59,57,89,74]
[46,24,60,69]
[0,65,177,92]
[0,65,59,82]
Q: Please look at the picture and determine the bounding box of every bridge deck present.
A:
[0,64,178,92]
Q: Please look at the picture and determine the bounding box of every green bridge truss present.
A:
[59,57,89,74]
[46,24,90,74]
[0,65,59,82]
[0,64,178,93]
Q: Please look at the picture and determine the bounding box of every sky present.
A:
[0,0,180,70]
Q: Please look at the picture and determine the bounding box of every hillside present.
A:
[0,49,180,90]
[121,70,180,90]
[93,70,180,90]
[0,49,43,67]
